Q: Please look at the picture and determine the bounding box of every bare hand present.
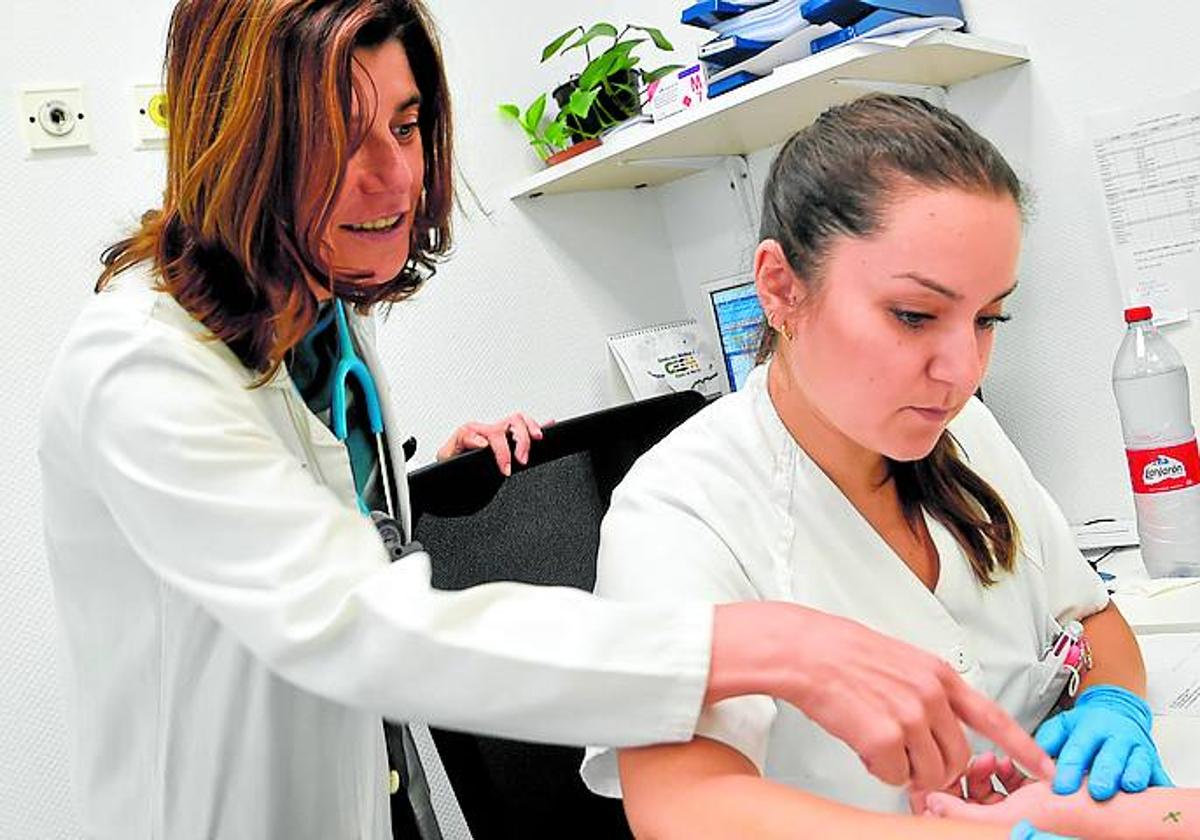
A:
[911,751,1034,815]
[792,614,1054,791]
[924,781,1062,827]
[709,604,1056,792]
[436,413,551,476]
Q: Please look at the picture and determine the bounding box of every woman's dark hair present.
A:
[757,94,1024,585]
[97,0,453,383]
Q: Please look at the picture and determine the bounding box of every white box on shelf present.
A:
[646,64,707,123]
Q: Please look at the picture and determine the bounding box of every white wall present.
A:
[948,0,1200,524]
[0,1,688,837]
[2,3,174,836]
[6,1,1198,836]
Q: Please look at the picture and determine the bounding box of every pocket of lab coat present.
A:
[1025,617,1075,729]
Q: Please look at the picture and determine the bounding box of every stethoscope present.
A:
[329,300,405,554]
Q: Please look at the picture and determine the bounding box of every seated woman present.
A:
[580,94,1167,838]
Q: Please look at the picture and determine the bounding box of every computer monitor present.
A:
[703,276,763,393]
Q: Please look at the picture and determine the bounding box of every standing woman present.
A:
[38,3,1050,838]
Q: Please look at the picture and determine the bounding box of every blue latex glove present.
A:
[1035,684,1173,801]
[1010,820,1076,840]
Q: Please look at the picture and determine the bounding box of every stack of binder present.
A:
[801,0,964,53]
[682,0,965,98]
[683,0,813,97]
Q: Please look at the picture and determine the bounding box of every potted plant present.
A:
[499,86,602,167]
[543,22,682,142]
[500,21,682,166]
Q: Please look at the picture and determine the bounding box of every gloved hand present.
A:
[1035,684,1172,801]
[1010,819,1076,840]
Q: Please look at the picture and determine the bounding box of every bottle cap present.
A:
[1124,306,1153,323]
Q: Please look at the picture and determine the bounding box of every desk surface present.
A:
[1099,548,1200,786]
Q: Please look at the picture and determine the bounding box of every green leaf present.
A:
[641,64,683,85]
[543,120,569,150]
[562,22,618,54]
[604,38,644,60]
[542,27,581,62]
[522,93,547,134]
[529,138,551,162]
[610,54,639,75]
[564,87,600,118]
[631,25,674,52]
[498,103,521,121]
[578,51,618,90]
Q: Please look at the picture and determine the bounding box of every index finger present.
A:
[945,677,1055,782]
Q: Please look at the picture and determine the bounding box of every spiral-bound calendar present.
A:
[607,319,722,400]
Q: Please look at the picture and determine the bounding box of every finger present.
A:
[1052,721,1105,796]
[517,412,544,439]
[508,418,533,465]
[435,429,462,462]
[1150,760,1174,788]
[965,754,997,802]
[948,678,1056,782]
[927,690,972,788]
[484,430,512,476]
[996,756,1029,794]
[904,724,948,792]
[1033,712,1072,759]
[890,680,950,790]
[907,787,931,816]
[1120,744,1153,793]
[859,719,911,787]
[1087,735,1136,801]
[1010,820,1041,840]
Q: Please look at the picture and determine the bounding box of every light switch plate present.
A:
[133,84,168,148]
[20,86,91,152]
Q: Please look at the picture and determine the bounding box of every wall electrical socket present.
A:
[133,84,168,148]
[20,86,91,152]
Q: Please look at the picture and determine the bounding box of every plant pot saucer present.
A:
[546,138,601,167]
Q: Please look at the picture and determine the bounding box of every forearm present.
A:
[708,602,811,704]
[628,772,1010,840]
[1079,603,1145,696]
[1018,786,1198,840]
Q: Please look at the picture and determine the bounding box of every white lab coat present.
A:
[38,267,711,839]
[582,364,1109,814]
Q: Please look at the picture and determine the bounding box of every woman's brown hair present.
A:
[97,0,453,381]
[757,94,1024,585]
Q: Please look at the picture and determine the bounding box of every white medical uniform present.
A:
[582,364,1109,814]
[39,268,711,839]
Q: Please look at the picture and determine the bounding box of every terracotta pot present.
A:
[545,137,601,167]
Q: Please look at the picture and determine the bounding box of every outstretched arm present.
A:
[618,736,1013,840]
[927,780,1199,839]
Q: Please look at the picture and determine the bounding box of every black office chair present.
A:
[394,390,707,840]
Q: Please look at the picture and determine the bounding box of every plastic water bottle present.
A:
[1112,306,1200,577]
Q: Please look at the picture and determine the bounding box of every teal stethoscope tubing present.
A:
[331,299,395,517]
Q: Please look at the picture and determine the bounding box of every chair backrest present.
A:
[400,390,707,839]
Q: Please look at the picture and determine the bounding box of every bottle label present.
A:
[1126,439,1200,494]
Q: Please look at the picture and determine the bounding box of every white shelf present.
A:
[507,30,1028,200]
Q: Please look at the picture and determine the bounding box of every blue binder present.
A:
[707,71,762,98]
[698,35,775,68]
[800,0,962,27]
[682,1,768,28]
[809,5,959,52]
